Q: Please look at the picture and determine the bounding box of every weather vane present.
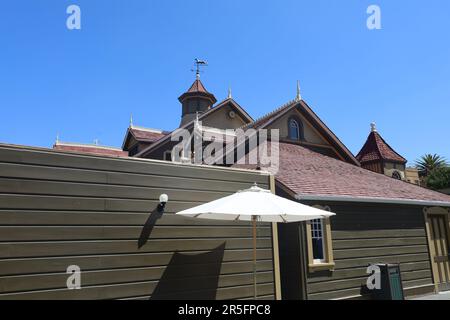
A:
[192,58,208,79]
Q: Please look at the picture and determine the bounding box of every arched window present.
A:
[392,171,402,180]
[288,117,303,141]
[289,118,301,140]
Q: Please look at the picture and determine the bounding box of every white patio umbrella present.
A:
[176,183,335,299]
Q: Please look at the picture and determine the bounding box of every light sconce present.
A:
[158,194,169,212]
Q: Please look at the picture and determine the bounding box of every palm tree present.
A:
[415,154,448,177]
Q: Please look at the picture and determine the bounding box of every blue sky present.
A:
[0,0,449,164]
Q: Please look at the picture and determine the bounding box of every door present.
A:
[428,214,450,291]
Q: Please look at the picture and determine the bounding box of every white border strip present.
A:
[296,194,450,208]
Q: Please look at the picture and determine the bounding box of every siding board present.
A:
[0,210,259,226]
[0,269,274,295]
[0,282,275,300]
[0,238,273,259]
[0,226,271,241]
[0,250,274,276]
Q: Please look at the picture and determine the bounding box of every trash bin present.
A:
[373,263,404,300]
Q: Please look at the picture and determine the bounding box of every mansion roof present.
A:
[234,142,450,205]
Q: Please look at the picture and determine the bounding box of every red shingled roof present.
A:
[130,127,168,142]
[178,78,217,104]
[234,142,450,204]
[54,143,128,157]
[187,79,210,94]
[357,131,406,164]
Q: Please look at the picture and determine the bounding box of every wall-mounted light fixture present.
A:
[158,194,169,212]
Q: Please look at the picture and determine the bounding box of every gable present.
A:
[122,130,137,151]
[265,108,346,160]
[248,100,359,165]
[202,102,249,129]
[267,108,328,145]
[137,98,253,159]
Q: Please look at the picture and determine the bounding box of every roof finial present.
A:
[296,80,302,101]
[370,122,377,132]
[130,113,133,127]
[194,111,201,130]
[227,87,232,99]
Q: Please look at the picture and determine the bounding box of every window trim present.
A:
[305,205,335,272]
[392,170,402,180]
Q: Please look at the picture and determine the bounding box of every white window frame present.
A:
[311,218,326,264]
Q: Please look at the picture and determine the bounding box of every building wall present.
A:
[305,202,434,300]
[406,168,421,186]
[384,162,406,180]
[277,190,435,300]
[0,144,275,300]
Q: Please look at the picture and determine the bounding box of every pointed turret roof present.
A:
[187,78,209,93]
[356,123,406,164]
[178,78,217,104]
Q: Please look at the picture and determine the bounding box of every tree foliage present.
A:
[426,166,450,190]
[415,154,447,177]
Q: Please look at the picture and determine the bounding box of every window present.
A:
[163,150,172,161]
[392,171,401,180]
[289,119,300,140]
[288,116,304,141]
[306,205,335,272]
[311,219,325,262]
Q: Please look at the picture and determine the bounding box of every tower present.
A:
[178,59,217,127]
[356,123,407,180]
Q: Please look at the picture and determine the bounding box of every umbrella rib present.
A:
[234,215,241,221]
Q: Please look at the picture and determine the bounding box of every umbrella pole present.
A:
[252,215,257,300]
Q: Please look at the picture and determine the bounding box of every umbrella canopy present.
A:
[176,184,335,222]
[176,184,335,300]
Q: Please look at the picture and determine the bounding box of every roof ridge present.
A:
[130,125,166,134]
[371,131,384,160]
[373,131,406,161]
[55,141,123,151]
[241,99,296,130]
